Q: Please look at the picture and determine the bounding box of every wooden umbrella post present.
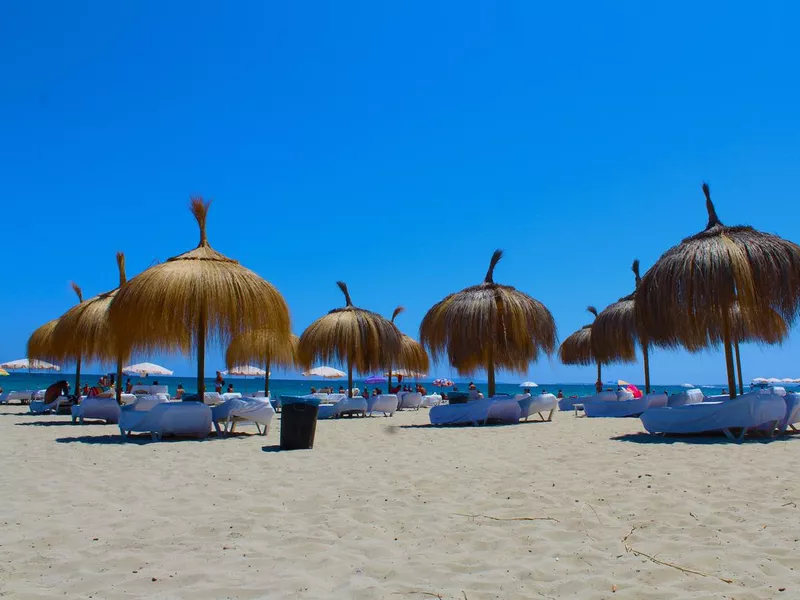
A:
[734,340,744,395]
[722,310,737,399]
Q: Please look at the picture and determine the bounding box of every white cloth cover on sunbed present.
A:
[429,397,521,426]
[311,392,329,401]
[71,397,122,423]
[29,396,73,415]
[668,389,704,407]
[778,392,800,433]
[558,391,616,411]
[211,398,275,434]
[327,393,346,403]
[367,394,398,416]
[584,392,667,418]
[317,396,369,419]
[120,401,211,440]
[421,394,442,407]
[203,392,223,405]
[617,389,635,401]
[221,392,242,401]
[399,392,422,410]
[1,390,37,404]
[517,393,558,420]
[640,391,787,435]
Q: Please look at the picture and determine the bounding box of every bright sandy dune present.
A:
[1,404,799,599]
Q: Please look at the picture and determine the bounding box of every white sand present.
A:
[1,404,799,599]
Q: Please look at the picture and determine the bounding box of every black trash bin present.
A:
[280,396,320,450]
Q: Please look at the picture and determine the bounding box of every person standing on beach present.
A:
[215,371,224,394]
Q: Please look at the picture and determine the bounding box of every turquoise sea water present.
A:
[0,372,740,401]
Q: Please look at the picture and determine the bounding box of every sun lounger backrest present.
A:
[514,393,531,401]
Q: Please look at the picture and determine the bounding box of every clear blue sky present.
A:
[2,1,799,384]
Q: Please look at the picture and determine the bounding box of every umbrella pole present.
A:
[642,339,651,395]
[116,352,123,405]
[197,317,206,396]
[75,356,82,397]
[387,362,392,395]
[347,357,353,398]
[265,357,271,398]
[734,340,744,395]
[487,343,495,398]
[721,310,737,399]
[596,362,602,394]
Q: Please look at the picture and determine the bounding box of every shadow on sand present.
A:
[55,431,257,445]
[612,431,799,445]
[16,420,92,427]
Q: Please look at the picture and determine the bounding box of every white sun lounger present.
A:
[778,392,800,433]
[398,392,422,410]
[429,397,522,426]
[516,393,558,422]
[203,392,224,406]
[367,394,398,416]
[71,397,123,424]
[211,397,275,435]
[1,390,38,405]
[29,395,74,415]
[120,400,211,441]
[583,392,668,418]
[421,394,443,407]
[640,390,787,442]
[668,389,704,407]
[558,391,616,412]
[317,396,368,419]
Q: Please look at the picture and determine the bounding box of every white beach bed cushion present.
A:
[211,397,275,435]
[203,392,223,406]
[367,394,398,416]
[583,392,667,418]
[517,393,558,421]
[421,394,443,407]
[1,390,37,404]
[29,396,73,415]
[71,397,122,424]
[640,391,787,438]
[221,392,242,402]
[429,397,521,426]
[399,392,422,410]
[668,389,704,407]
[120,401,212,441]
[317,396,369,419]
[778,392,800,433]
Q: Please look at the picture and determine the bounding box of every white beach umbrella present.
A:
[780,378,795,383]
[122,362,174,377]
[766,377,782,384]
[751,377,768,384]
[519,381,539,387]
[302,366,346,379]
[0,358,60,372]
[680,383,694,388]
[223,365,268,377]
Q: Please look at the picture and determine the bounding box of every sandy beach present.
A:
[1,405,798,599]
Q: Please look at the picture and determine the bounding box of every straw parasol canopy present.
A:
[298,281,402,397]
[559,306,603,393]
[226,329,298,396]
[420,250,557,398]
[386,306,429,390]
[591,260,650,392]
[27,282,85,392]
[109,197,291,395]
[636,183,800,398]
[50,254,147,403]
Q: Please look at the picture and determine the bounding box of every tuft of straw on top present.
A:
[299,281,402,396]
[71,281,83,303]
[420,249,556,397]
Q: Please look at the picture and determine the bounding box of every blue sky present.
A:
[2,1,799,384]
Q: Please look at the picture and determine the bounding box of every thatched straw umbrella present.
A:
[50,255,133,403]
[420,250,556,398]
[299,282,402,397]
[636,183,800,398]
[109,198,290,395]
[386,307,430,391]
[226,330,298,397]
[559,307,603,393]
[28,283,86,393]
[591,260,650,392]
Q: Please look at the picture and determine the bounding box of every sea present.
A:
[0,372,742,399]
